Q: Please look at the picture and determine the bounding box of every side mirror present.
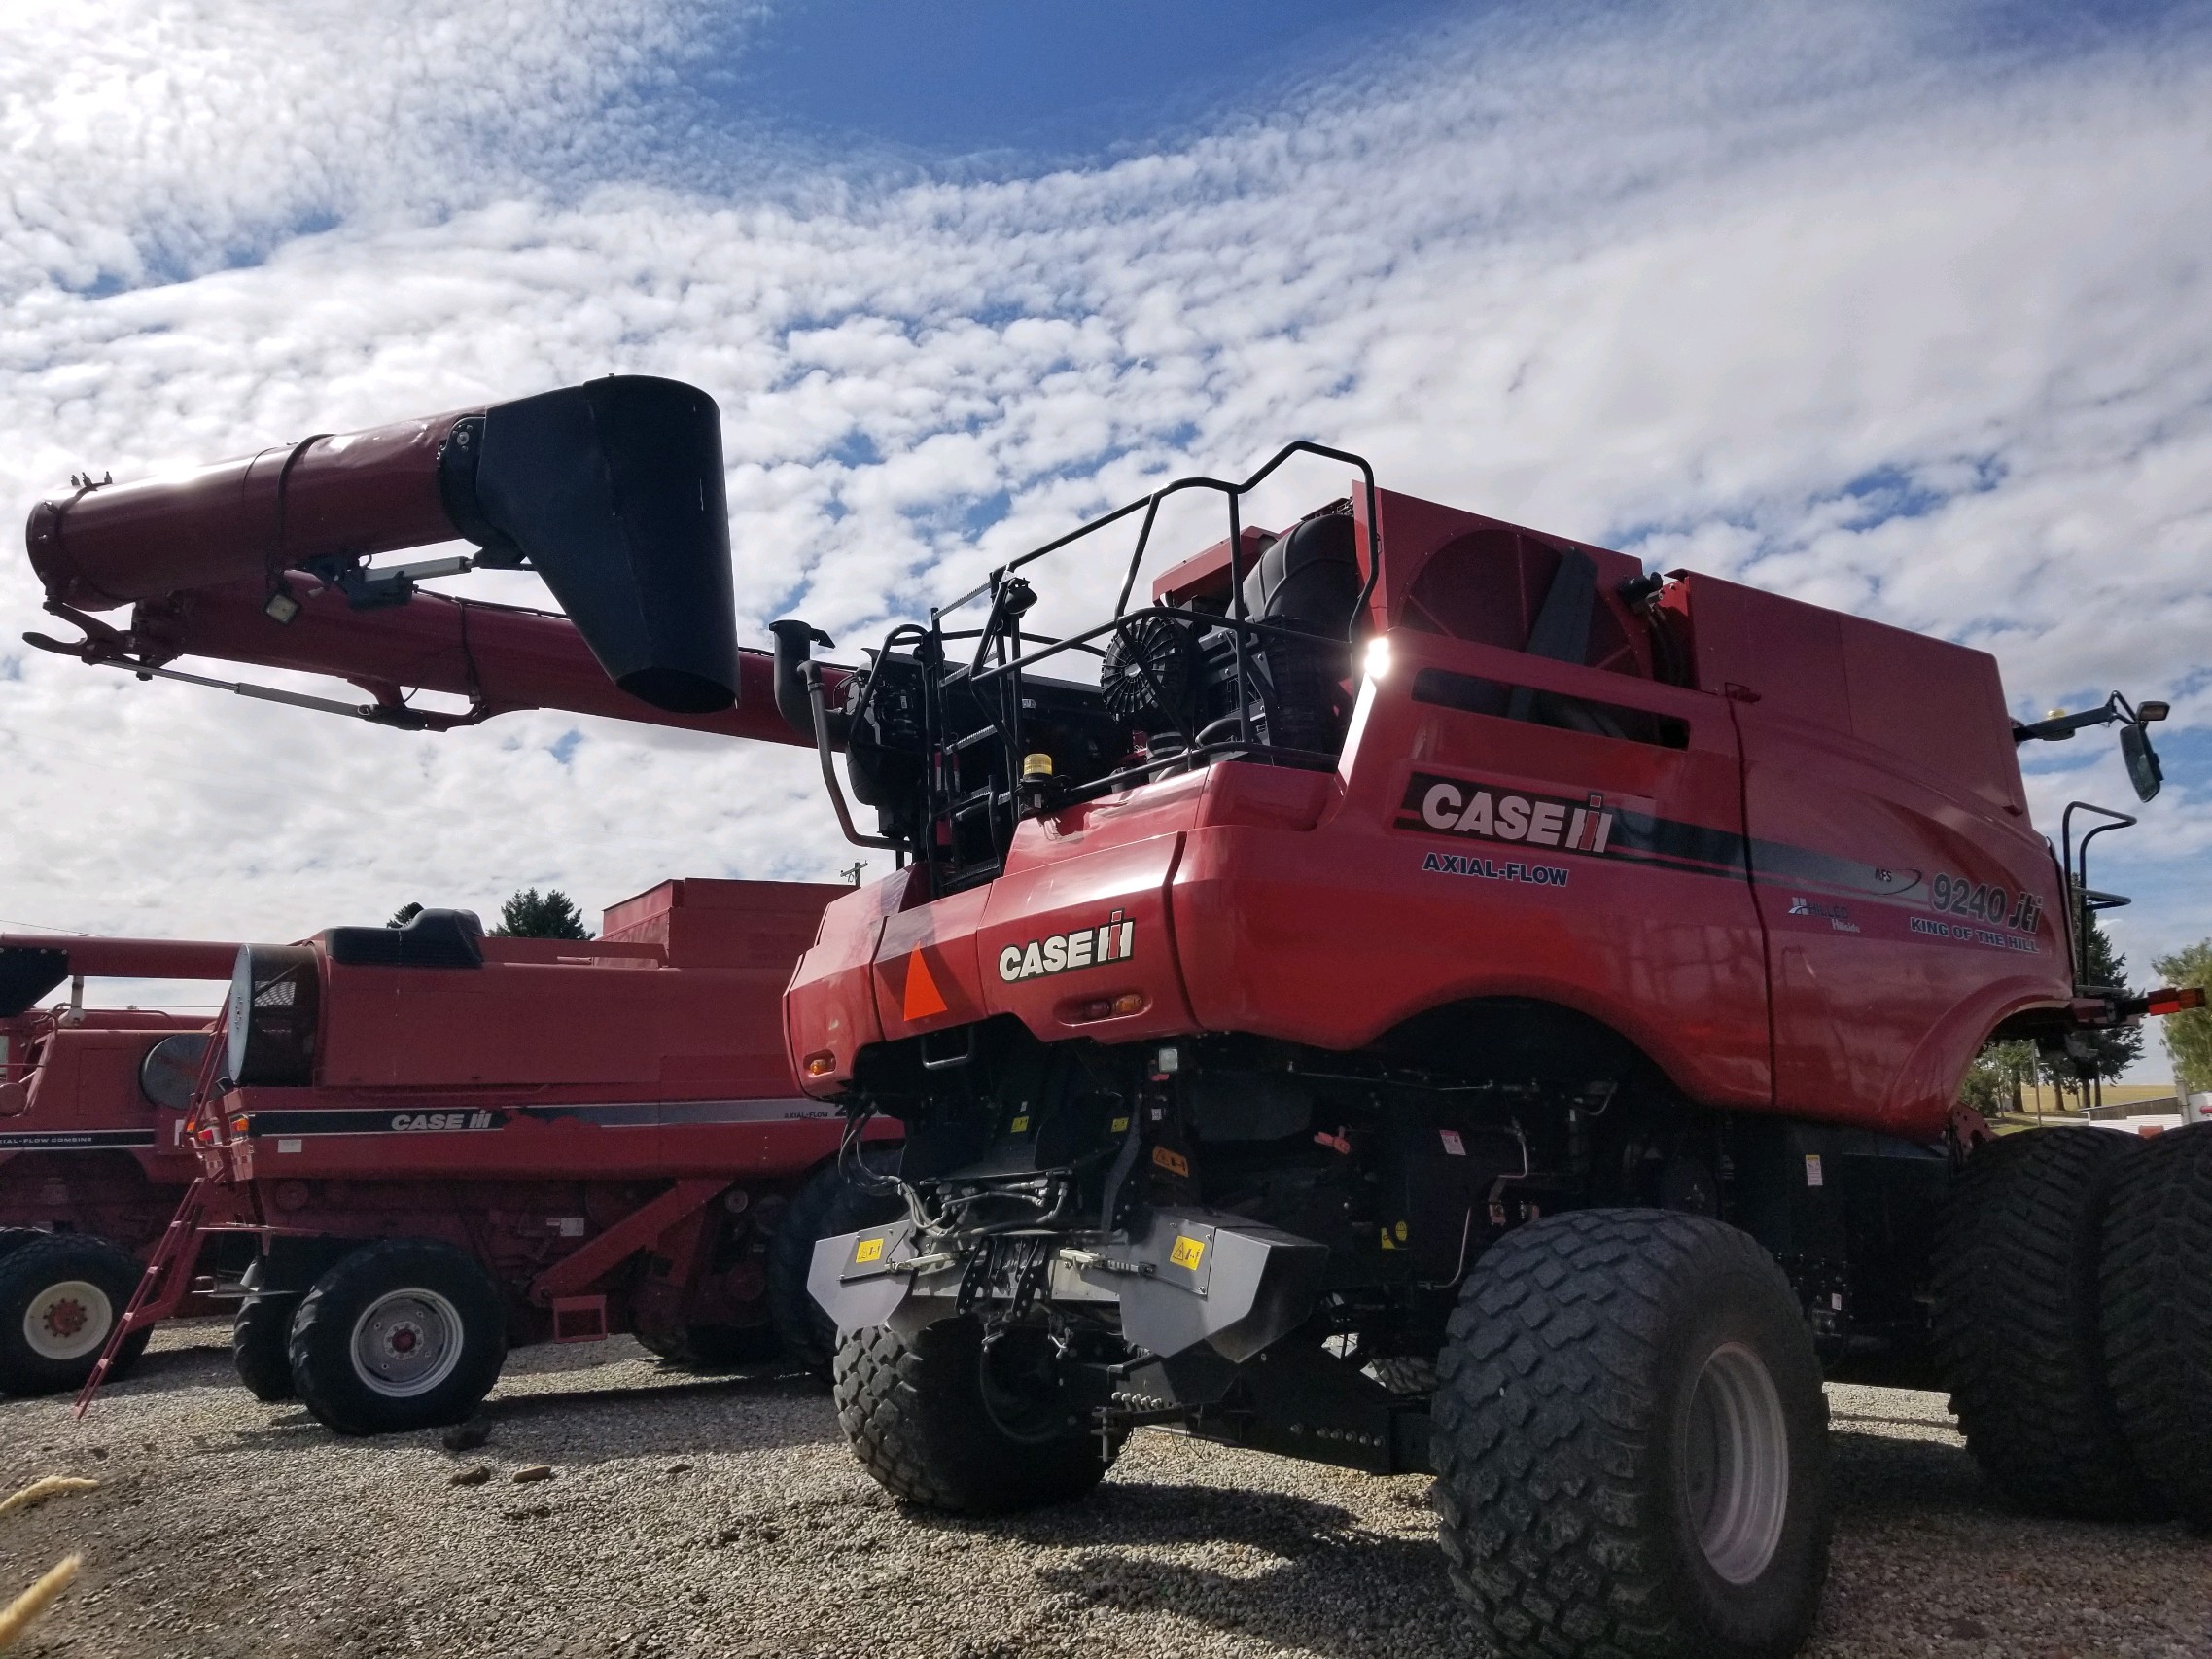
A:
[2121,721,2164,802]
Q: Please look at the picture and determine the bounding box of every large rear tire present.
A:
[0,1234,152,1396]
[289,1240,508,1436]
[769,1158,904,1373]
[2099,1122,2212,1528]
[834,1316,1117,1513]
[1432,1210,1831,1659]
[231,1294,299,1402]
[1930,1125,2159,1519]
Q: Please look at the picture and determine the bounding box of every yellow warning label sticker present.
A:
[1151,1145,1190,1177]
[1169,1235,1207,1271]
[1110,1116,1131,1134]
[854,1237,885,1264]
[1009,1115,1030,1134]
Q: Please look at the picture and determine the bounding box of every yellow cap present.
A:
[1022,753,1053,779]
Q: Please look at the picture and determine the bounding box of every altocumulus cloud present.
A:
[1,0,2208,1076]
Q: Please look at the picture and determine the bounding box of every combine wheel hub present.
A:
[351,1289,464,1398]
[1684,1340,1790,1585]
[25,1280,111,1361]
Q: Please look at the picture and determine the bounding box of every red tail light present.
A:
[2147,986,2207,1017]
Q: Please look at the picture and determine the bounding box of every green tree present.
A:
[2153,939,2212,1096]
[1958,1039,2039,1115]
[494,888,589,940]
[2069,909,2144,1080]
[388,901,424,928]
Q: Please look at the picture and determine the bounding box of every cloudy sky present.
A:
[2,1,2207,1077]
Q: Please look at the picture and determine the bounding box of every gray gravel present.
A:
[1,1321,2205,1658]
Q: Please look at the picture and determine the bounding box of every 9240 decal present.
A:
[1926,871,2041,935]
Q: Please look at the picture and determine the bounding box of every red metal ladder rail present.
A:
[75,1020,240,1416]
[73,1176,213,1415]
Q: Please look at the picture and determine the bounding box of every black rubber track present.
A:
[230,1294,298,1402]
[768,1158,904,1374]
[1930,1125,2159,1520]
[834,1317,1118,1513]
[2099,1121,2212,1528]
[1431,1209,1831,1659]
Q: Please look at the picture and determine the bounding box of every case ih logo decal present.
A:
[390,1111,499,1132]
[1404,775,1617,852]
[998,911,1136,983]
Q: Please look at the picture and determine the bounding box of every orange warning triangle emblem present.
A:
[901,948,949,1022]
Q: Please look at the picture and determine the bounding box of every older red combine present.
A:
[52,878,897,1434]
[25,378,2208,1655]
[0,935,235,1394]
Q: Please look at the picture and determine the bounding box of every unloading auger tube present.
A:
[24,376,749,721]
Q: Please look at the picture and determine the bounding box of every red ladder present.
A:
[74,1176,217,1416]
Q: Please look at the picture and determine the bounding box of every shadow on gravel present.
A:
[187,1369,842,1465]
[1827,1427,1987,1520]
[93,1340,234,1400]
[973,1481,1484,1658]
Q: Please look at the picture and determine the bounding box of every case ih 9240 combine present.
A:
[23,375,2209,1659]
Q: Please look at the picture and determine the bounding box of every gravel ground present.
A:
[1,1321,2205,1659]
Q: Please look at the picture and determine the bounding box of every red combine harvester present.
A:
[0,936,240,1395]
[759,453,2205,1656]
[82,878,896,1435]
[27,378,2208,1656]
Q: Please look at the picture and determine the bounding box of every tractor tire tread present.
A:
[1430,1208,1830,1659]
[2099,1122,2212,1526]
[231,1294,299,1402]
[770,1159,904,1375]
[833,1319,1116,1514]
[0,1233,151,1396]
[1930,1125,2156,1519]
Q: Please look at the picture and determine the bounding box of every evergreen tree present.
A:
[494,888,589,940]
[388,901,424,928]
[2153,939,2212,1096]
[2068,909,2143,1080]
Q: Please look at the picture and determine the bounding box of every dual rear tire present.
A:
[2099,1121,2212,1527]
[281,1240,508,1436]
[1926,1123,2212,1524]
[1930,1125,2160,1519]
